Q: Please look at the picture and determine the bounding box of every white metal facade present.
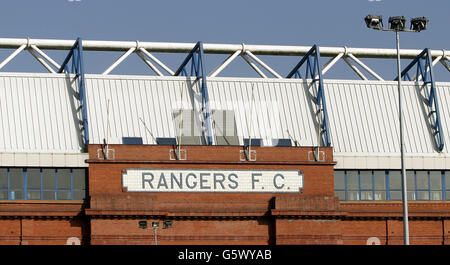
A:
[0,73,82,153]
[326,79,450,155]
[0,72,448,168]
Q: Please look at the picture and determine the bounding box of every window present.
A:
[0,168,8,200]
[243,138,263,147]
[10,168,23,200]
[0,168,87,201]
[346,171,358,200]
[156,137,177,145]
[334,170,447,201]
[72,169,87,200]
[122,137,143,145]
[445,171,450,200]
[416,171,429,200]
[27,168,41,200]
[360,171,373,200]
[430,171,442,200]
[374,170,386,200]
[406,171,415,201]
[43,168,57,200]
[272,139,292,147]
[57,169,72,200]
[389,170,402,200]
[334,171,346,201]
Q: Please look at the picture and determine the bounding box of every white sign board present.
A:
[122,169,303,193]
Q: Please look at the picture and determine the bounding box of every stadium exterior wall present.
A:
[0,72,449,245]
[0,144,450,244]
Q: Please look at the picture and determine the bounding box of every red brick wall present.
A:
[339,219,447,245]
[0,200,88,245]
[0,219,20,245]
[87,145,335,197]
[386,220,444,245]
[86,145,337,245]
[83,145,450,245]
[1,144,449,245]
[276,219,342,245]
[445,220,450,244]
[340,220,387,245]
[90,219,271,245]
[0,218,87,245]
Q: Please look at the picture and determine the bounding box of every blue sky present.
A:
[0,0,448,80]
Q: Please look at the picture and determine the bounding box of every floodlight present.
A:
[152,221,160,228]
[389,16,407,31]
[138,221,148,229]
[410,17,428,32]
[163,220,173,229]
[364,14,428,245]
[365,15,383,30]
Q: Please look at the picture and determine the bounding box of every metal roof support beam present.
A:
[0,38,448,59]
[343,56,369,80]
[138,47,174,75]
[440,57,450,72]
[0,44,26,70]
[286,45,331,147]
[174,41,213,146]
[29,45,61,70]
[58,38,90,149]
[346,53,384,81]
[321,52,344,75]
[27,49,57,73]
[397,48,445,152]
[209,45,282,78]
[432,56,442,67]
[412,56,443,81]
[0,42,61,73]
[102,47,136,75]
[208,49,241,77]
[136,50,164,76]
[244,50,282,78]
[0,38,448,79]
[241,53,268,78]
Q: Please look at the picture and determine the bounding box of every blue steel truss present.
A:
[286,45,331,147]
[174,41,213,145]
[396,48,444,152]
[58,38,89,147]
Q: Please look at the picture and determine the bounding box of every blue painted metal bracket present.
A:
[58,38,89,147]
[396,48,444,152]
[174,41,213,145]
[286,45,331,147]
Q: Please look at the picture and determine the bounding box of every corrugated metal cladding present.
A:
[84,76,320,148]
[0,73,83,153]
[0,73,448,157]
[325,80,450,155]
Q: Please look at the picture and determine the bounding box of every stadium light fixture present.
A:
[364,15,383,30]
[389,16,407,31]
[410,17,429,32]
[365,14,429,33]
[138,220,148,229]
[138,221,162,245]
[364,14,428,246]
[163,220,173,229]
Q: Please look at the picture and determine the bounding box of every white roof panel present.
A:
[0,73,448,159]
[0,73,82,153]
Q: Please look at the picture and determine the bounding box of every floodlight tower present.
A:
[364,15,429,245]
